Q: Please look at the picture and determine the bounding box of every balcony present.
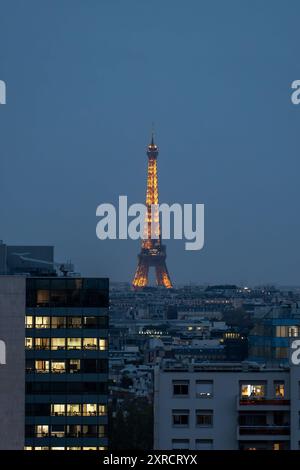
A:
[237,396,290,409]
[238,425,290,439]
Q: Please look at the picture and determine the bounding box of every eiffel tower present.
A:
[132,134,172,289]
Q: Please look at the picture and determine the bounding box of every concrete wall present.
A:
[0,276,25,449]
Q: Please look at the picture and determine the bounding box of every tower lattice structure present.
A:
[132,134,172,289]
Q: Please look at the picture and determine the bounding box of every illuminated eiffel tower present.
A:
[132,134,172,289]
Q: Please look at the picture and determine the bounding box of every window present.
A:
[82,404,97,416]
[275,347,288,359]
[36,290,50,306]
[99,404,107,416]
[172,409,189,427]
[26,316,33,328]
[25,337,33,349]
[82,425,98,437]
[51,338,65,350]
[35,338,50,350]
[36,425,49,437]
[173,380,189,396]
[35,360,49,373]
[274,381,285,399]
[196,380,213,398]
[35,316,50,329]
[69,359,81,373]
[26,359,34,373]
[66,425,81,437]
[51,317,66,329]
[196,409,213,427]
[51,404,65,416]
[67,316,82,329]
[239,413,267,426]
[51,361,66,373]
[51,425,65,438]
[83,338,98,350]
[240,383,266,399]
[99,339,108,351]
[172,439,189,450]
[83,317,97,328]
[67,404,81,416]
[196,439,213,450]
[67,338,81,350]
[289,326,299,337]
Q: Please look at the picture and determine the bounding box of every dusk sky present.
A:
[1,0,300,286]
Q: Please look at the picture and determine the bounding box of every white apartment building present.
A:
[154,361,300,450]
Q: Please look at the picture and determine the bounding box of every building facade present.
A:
[0,276,25,449]
[24,277,109,450]
[154,361,300,450]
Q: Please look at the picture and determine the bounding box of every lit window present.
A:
[99,404,107,416]
[69,359,80,373]
[26,316,33,328]
[196,381,213,398]
[51,404,65,416]
[67,404,81,416]
[82,447,97,451]
[51,361,66,373]
[36,425,49,437]
[241,383,265,399]
[288,326,299,337]
[274,381,285,398]
[51,338,65,350]
[99,339,107,351]
[35,338,50,350]
[35,316,50,329]
[82,404,97,416]
[35,360,49,373]
[25,337,33,349]
[83,338,98,350]
[67,338,81,350]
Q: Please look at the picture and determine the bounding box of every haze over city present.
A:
[1,0,300,285]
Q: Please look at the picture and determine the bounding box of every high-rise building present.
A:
[24,277,109,450]
[249,303,300,365]
[0,276,25,450]
[132,135,172,289]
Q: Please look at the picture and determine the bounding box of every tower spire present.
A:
[151,122,155,146]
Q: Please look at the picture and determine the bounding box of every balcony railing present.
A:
[239,398,290,406]
[239,425,290,436]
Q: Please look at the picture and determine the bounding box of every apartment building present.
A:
[154,361,300,450]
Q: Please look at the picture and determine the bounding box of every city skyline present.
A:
[2,1,300,285]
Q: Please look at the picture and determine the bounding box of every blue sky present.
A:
[1,0,300,285]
